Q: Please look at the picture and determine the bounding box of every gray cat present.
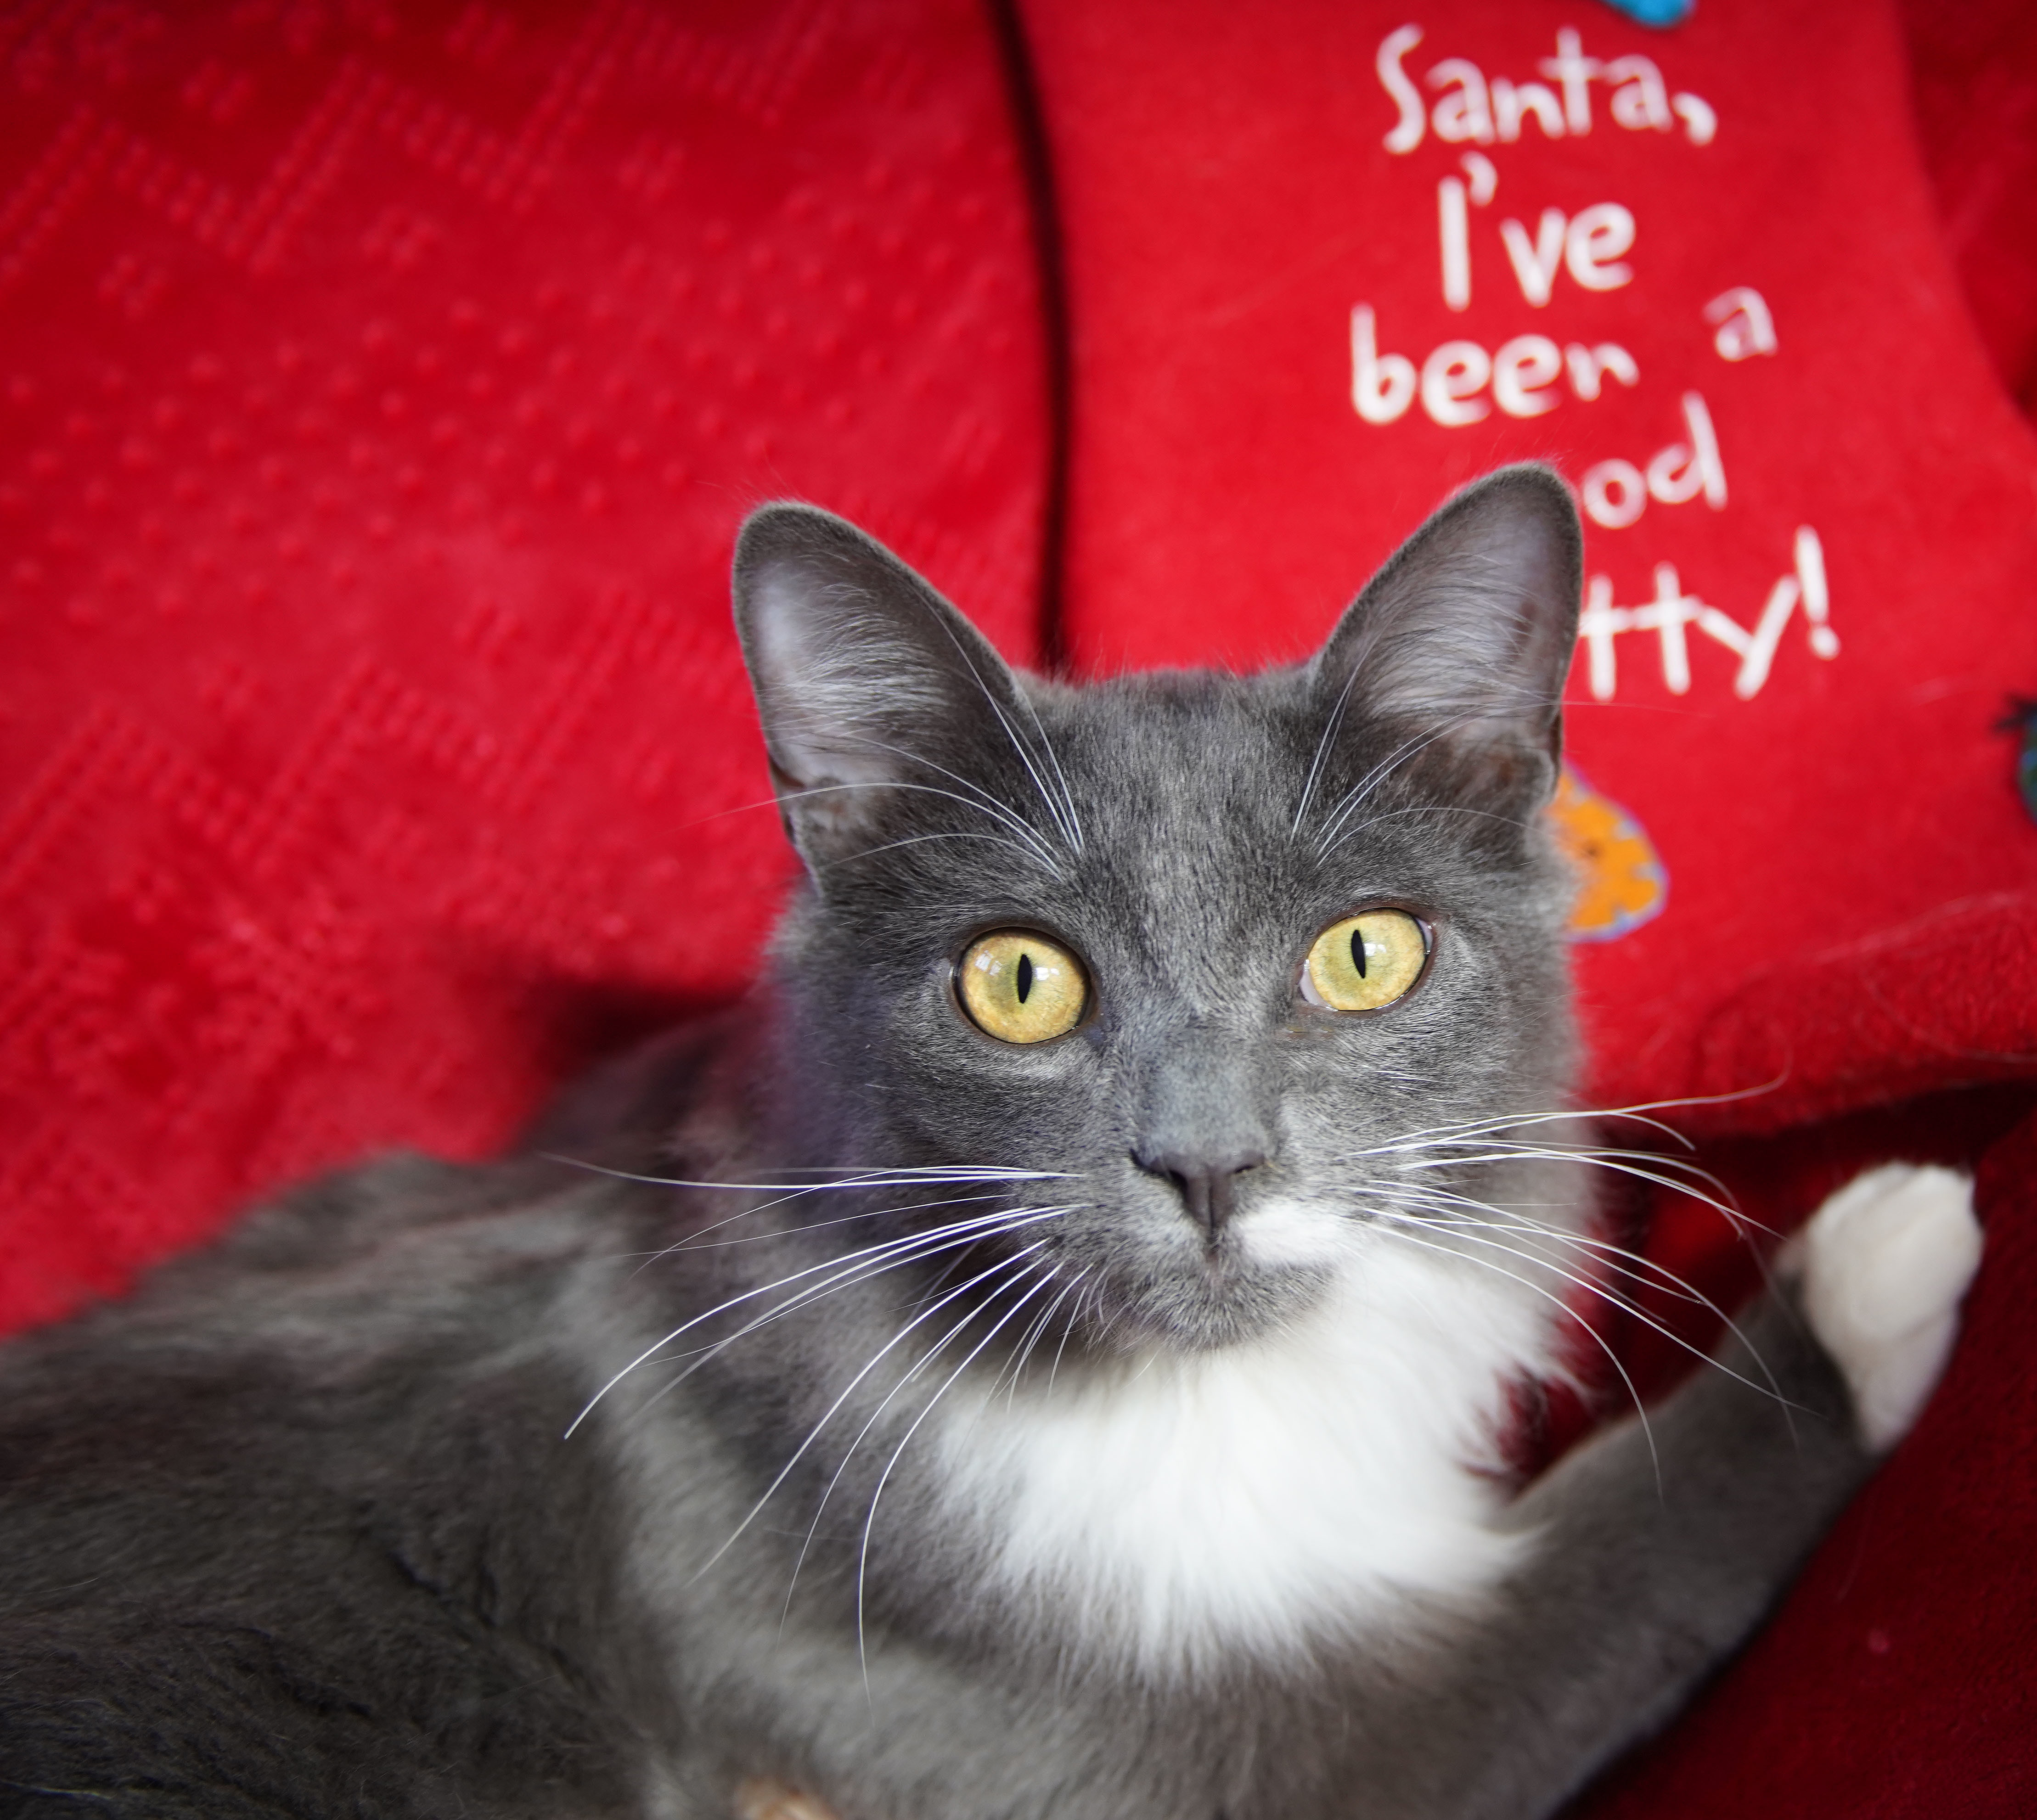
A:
[0,467,1981,1820]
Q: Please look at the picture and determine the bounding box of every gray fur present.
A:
[0,469,1874,1818]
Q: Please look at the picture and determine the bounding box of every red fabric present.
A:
[0,0,1049,1331]
[1900,0,2037,416]
[4,1,2037,1813]
[1014,0,2037,1133]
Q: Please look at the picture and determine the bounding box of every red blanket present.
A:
[2,0,2032,1810]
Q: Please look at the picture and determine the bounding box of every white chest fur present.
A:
[929,1229,1553,1680]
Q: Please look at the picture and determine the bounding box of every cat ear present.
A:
[1307,464,1581,803]
[732,502,1033,866]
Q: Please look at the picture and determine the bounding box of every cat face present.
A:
[733,469,1583,1358]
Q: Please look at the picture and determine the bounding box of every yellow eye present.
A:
[1303,910,1428,1012]
[957,930,1089,1044]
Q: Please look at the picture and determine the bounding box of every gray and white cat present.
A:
[0,467,1982,1820]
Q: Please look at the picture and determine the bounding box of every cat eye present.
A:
[957,930,1089,1044]
[1301,910,1429,1013]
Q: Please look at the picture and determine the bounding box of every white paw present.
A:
[1784,1163,1982,1452]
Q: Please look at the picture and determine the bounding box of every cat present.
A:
[0,466,1982,1820]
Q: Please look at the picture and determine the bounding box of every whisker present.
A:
[856,1263,1062,1693]
[690,1243,1053,1586]
[833,830,1058,869]
[564,1205,1069,1436]
[1335,1084,1788,1158]
[1013,690,1084,854]
[821,724,1072,866]
[789,774,1064,874]
[1000,1268,1086,1408]
[1376,1204,1785,1409]
[1366,1215,1662,1489]
[903,606,1085,852]
[1310,719,1455,853]
[649,1190,1035,1262]
[1384,1181,1717,1310]
[1045,1268,1095,1393]
[1315,801,1531,857]
[1396,1145,1768,1241]
[545,1156,1067,1258]
[550,1158,1071,1195]
[1393,1172,1776,1335]
[606,1212,1075,1434]
[1329,1112,1763,1247]
[1291,643,1372,838]
[665,1206,1076,1386]
[777,1258,1075,1626]
[1310,706,1503,854]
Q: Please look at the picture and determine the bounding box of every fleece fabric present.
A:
[0,0,1049,1329]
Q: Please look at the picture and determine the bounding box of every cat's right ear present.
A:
[1305,465,1582,812]
[732,503,1032,870]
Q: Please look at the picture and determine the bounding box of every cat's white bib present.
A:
[930,1214,1553,1680]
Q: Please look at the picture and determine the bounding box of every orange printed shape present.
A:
[1551,768,1668,942]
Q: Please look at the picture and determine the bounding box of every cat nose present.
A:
[1133,1144,1267,1240]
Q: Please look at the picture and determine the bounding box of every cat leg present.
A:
[1382,1164,1981,1820]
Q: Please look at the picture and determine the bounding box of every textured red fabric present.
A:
[0,0,1050,1332]
[1016,0,2037,1132]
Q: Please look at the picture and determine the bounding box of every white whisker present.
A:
[818,721,1072,868]
[1309,707,1496,854]
[856,1263,1062,1690]
[906,603,1085,852]
[1045,1268,1095,1394]
[1374,1202,1785,1409]
[776,1256,1077,1626]
[1291,645,1372,838]
[1367,1216,1662,1489]
[793,773,1064,874]
[1316,802,1531,857]
[1395,1145,1766,1241]
[647,1189,1047,1261]
[549,1155,1069,1196]
[999,1268,1085,1408]
[564,1205,1069,1437]
[691,1243,1053,1586]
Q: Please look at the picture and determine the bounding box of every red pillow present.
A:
[1010,0,2037,1811]
[0,0,1050,1331]
[1015,0,2037,1134]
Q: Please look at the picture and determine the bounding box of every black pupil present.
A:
[1016,952,1034,1003]
[1350,927,1367,977]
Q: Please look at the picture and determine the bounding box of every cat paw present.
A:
[735,1778,842,1820]
[1784,1163,1982,1453]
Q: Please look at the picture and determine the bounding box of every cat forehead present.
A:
[1015,669,1393,976]
[1029,665,1320,824]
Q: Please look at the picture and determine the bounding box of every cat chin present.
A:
[1067,1199,1361,1357]
[1231,1193,1365,1271]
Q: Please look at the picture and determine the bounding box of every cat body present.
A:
[0,471,1981,1819]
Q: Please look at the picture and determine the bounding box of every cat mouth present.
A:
[1054,1202,1351,1356]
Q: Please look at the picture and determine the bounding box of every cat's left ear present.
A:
[1308,464,1581,803]
[732,502,1035,868]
